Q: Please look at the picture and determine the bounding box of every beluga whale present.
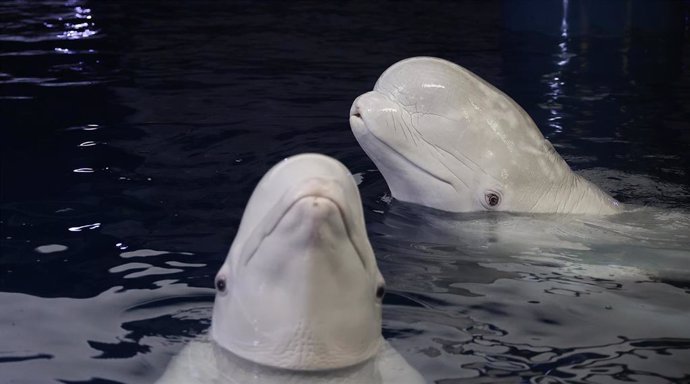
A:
[350,56,621,215]
[155,153,425,384]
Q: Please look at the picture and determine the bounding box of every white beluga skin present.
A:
[350,56,621,214]
[156,153,425,384]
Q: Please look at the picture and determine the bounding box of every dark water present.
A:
[1,1,689,383]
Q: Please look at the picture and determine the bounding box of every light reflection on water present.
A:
[1,1,689,383]
[0,0,101,90]
[542,0,571,134]
[0,0,98,43]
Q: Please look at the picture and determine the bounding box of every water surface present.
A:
[1,1,689,383]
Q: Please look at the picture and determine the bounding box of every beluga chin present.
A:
[155,153,425,384]
[350,57,621,215]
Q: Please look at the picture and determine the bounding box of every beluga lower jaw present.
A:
[155,153,425,384]
[350,56,622,215]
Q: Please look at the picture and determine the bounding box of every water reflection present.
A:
[542,0,571,134]
[502,0,689,193]
[0,284,213,383]
[0,0,102,91]
[458,336,690,382]
[372,202,690,383]
[0,0,98,43]
[56,5,97,41]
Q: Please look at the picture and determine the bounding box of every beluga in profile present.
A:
[155,153,425,384]
[350,57,621,215]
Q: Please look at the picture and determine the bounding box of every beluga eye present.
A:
[376,285,385,300]
[485,192,501,208]
[215,277,227,293]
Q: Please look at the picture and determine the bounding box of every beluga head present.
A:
[350,57,620,214]
[211,154,385,371]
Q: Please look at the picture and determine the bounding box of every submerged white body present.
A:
[155,339,424,384]
[350,57,621,214]
[156,153,424,384]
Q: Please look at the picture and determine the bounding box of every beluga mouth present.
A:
[239,179,366,270]
[350,56,622,215]
[349,87,473,211]
[350,97,453,189]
